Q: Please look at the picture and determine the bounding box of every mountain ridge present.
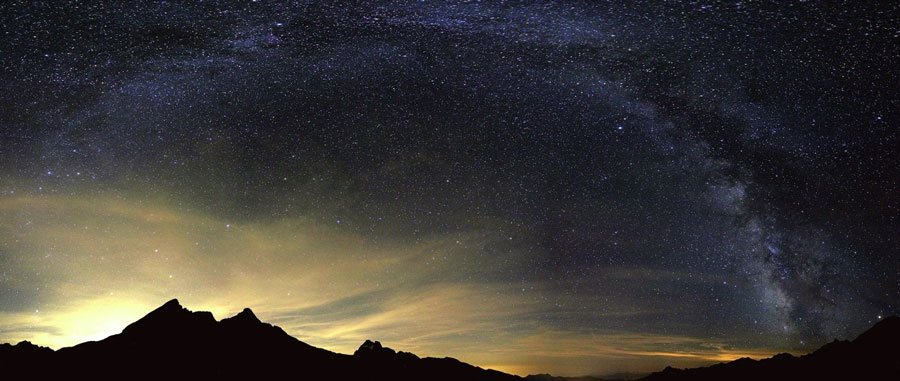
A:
[642,316,900,381]
[1,299,519,380]
[1,300,897,380]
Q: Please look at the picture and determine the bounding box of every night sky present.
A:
[0,0,898,377]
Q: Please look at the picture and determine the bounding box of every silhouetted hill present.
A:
[1,299,518,380]
[525,371,649,381]
[525,373,607,381]
[641,316,900,381]
[2,301,897,380]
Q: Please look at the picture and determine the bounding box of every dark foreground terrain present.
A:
[642,315,900,381]
[2,300,897,380]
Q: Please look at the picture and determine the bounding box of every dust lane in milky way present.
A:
[0,1,897,377]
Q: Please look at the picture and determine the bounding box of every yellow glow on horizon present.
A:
[0,192,793,376]
[0,297,153,349]
[48,297,151,347]
[0,295,245,350]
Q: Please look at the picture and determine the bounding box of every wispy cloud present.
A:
[0,193,788,376]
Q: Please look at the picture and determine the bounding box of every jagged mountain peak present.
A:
[0,299,521,379]
[5,300,896,380]
[160,298,182,309]
[223,307,261,325]
[354,339,399,357]
[358,339,383,351]
[120,298,216,336]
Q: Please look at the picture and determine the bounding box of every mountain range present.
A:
[642,315,900,380]
[1,299,897,380]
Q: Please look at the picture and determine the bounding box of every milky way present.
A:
[0,1,897,377]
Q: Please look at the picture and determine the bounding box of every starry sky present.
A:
[0,0,897,377]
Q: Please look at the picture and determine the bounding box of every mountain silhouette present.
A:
[640,316,900,381]
[1,300,897,380]
[0,299,518,380]
[525,374,608,381]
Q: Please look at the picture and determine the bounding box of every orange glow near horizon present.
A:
[0,193,795,377]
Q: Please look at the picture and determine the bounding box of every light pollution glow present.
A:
[0,192,782,376]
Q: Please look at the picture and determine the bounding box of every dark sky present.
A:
[0,0,897,376]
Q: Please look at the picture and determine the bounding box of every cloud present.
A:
[470,329,784,377]
[0,191,786,376]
